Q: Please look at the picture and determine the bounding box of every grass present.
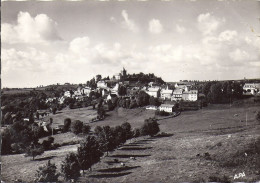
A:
[2,102,260,182]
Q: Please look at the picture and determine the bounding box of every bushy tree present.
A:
[141,118,160,137]
[121,122,132,140]
[95,126,115,156]
[82,124,91,134]
[63,118,72,132]
[61,152,81,181]
[35,160,59,182]
[71,120,83,134]
[136,91,150,106]
[77,136,103,173]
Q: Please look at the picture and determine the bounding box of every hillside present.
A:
[2,102,260,182]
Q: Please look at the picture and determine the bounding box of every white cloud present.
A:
[149,19,163,34]
[2,11,61,44]
[121,10,139,33]
[218,30,238,42]
[176,24,186,34]
[197,13,225,35]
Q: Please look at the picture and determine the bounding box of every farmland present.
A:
[1,102,260,182]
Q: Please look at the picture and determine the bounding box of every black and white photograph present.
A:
[1,0,260,182]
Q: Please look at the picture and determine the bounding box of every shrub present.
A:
[71,120,83,134]
[35,160,59,182]
[141,118,160,137]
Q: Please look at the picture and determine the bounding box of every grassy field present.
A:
[2,103,260,182]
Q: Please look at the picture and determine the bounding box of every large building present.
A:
[171,89,183,101]
[182,90,198,101]
[146,87,161,98]
[160,86,173,100]
[243,83,260,95]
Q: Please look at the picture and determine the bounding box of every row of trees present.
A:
[202,81,243,104]
[34,119,160,182]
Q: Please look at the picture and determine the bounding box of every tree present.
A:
[77,136,103,173]
[97,106,106,120]
[35,160,59,182]
[61,153,81,181]
[95,126,115,156]
[121,122,132,141]
[136,91,150,106]
[25,143,44,160]
[63,118,72,132]
[141,118,160,137]
[71,120,83,134]
[82,124,91,134]
[52,107,57,115]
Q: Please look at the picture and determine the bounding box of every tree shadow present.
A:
[89,172,132,178]
[136,139,155,143]
[119,147,152,151]
[110,154,151,158]
[149,133,174,139]
[122,144,141,147]
[97,166,141,173]
[35,155,56,161]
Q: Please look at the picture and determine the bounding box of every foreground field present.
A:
[2,103,260,182]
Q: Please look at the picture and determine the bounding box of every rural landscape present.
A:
[1,70,260,182]
[1,0,260,182]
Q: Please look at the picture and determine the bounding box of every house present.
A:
[160,86,173,100]
[182,90,198,101]
[171,89,183,101]
[243,83,260,95]
[82,87,92,96]
[64,91,72,98]
[159,104,175,113]
[97,81,108,89]
[146,87,161,98]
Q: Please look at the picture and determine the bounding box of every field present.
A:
[2,102,260,182]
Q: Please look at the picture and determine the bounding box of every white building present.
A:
[146,87,161,98]
[182,90,198,101]
[171,89,183,101]
[64,91,72,98]
[159,104,175,113]
[97,81,108,89]
[160,86,173,100]
[82,87,92,96]
[243,83,260,95]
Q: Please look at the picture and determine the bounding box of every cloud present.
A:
[176,24,186,34]
[197,13,225,35]
[121,10,139,33]
[2,11,61,44]
[149,19,163,34]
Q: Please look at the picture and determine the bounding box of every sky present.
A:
[1,0,260,88]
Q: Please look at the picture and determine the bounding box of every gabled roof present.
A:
[160,104,175,108]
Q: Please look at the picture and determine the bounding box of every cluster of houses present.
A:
[143,82,198,102]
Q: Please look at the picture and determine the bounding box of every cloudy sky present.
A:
[2,0,260,88]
